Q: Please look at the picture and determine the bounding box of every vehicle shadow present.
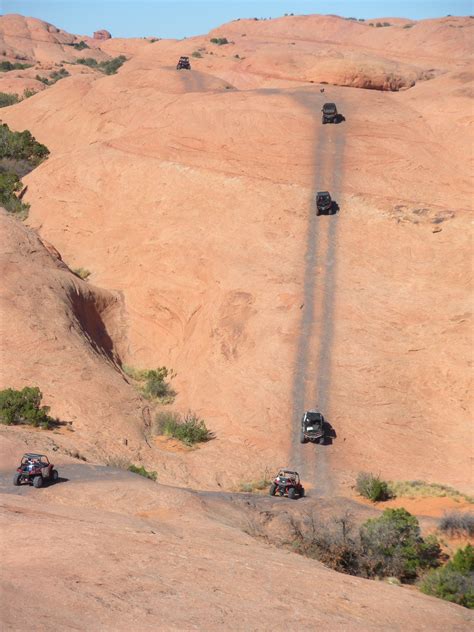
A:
[318,202,339,216]
[321,420,337,446]
[52,476,69,486]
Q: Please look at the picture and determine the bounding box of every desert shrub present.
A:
[73,40,89,50]
[0,171,29,216]
[238,468,272,493]
[155,410,212,445]
[356,472,391,501]
[77,55,127,75]
[210,37,229,45]
[105,455,130,469]
[360,508,441,581]
[23,88,37,99]
[291,511,364,576]
[0,124,48,217]
[420,545,474,608]
[101,55,127,74]
[0,123,50,165]
[128,464,157,481]
[0,387,55,428]
[142,367,174,399]
[192,51,203,58]
[387,480,473,503]
[73,267,91,280]
[439,512,474,537]
[48,68,70,83]
[0,61,32,72]
[288,508,440,582]
[124,365,175,402]
[76,57,98,68]
[450,544,474,574]
[0,92,19,107]
[421,567,474,608]
[0,157,32,178]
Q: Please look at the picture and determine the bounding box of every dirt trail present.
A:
[291,89,346,496]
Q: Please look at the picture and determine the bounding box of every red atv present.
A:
[269,469,305,499]
[13,453,59,488]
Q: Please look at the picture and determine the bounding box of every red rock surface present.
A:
[93,29,112,40]
[0,12,472,630]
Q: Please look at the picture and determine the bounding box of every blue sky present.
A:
[3,1,473,38]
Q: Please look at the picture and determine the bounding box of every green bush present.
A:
[23,88,37,99]
[76,57,98,68]
[210,37,229,45]
[124,365,175,402]
[101,55,127,75]
[155,410,212,446]
[0,171,30,216]
[356,472,391,501]
[420,545,474,608]
[76,55,127,75]
[0,123,49,217]
[451,544,474,574]
[0,123,50,165]
[73,40,89,50]
[360,508,441,581]
[192,51,203,58]
[0,61,33,72]
[128,464,157,481]
[0,92,19,108]
[0,387,55,428]
[289,508,440,582]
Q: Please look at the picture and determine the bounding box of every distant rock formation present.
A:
[93,29,111,40]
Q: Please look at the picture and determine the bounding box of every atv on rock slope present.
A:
[300,410,326,444]
[176,56,191,70]
[13,453,59,488]
[269,469,305,499]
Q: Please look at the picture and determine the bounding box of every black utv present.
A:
[322,102,338,124]
[177,56,191,70]
[300,410,325,444]
[316,191,333,215]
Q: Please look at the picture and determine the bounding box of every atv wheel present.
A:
[269,483,277,496]
[288,487,297,500]
[318,436,326,445]
[300,487,305,498]
[300,431,307,444]
[13,473,21,486]
[51,469,59,483]
[33,475,43,488]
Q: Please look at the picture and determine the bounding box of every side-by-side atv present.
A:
[322,102,341,124]
[13,453,59,488]
[316,191,333,215]
[300,410,326,444]
[269,469,305,499]
[176,56,191,70]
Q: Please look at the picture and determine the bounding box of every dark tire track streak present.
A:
[290,90,346,496]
